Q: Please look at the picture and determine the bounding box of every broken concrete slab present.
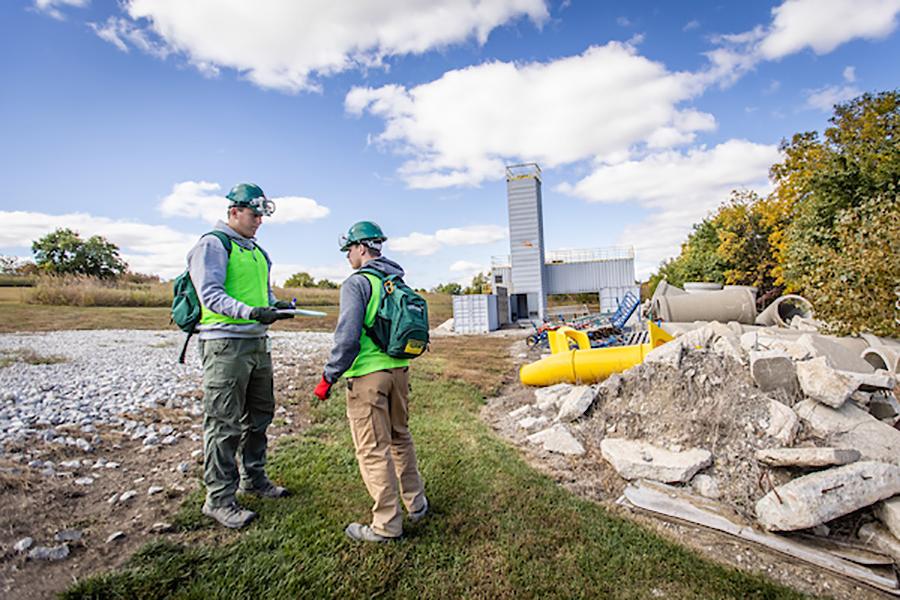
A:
[796,356,856,408]
[869,393,900,420]
[643,338,683,368]
[797,333,875,374]
[556,385,598,422]
[794,399,900,465]
[527,424,585,456]
[534,383,572,411]
[766,400,799,445]
[508,405,531,419]
[755,461,900,531]
[517,415,549,432]
[691,473,721,499]
[838,369,896,392]
[858,522,900,566]
[600,438,712,483]
[711,335,745,364]
[877,496,900,541]
[754,447,860,468]
[749,350,798,395]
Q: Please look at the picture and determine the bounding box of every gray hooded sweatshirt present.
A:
[187,220,277,340]
[323,256,405,383]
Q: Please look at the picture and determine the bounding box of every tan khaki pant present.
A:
[346,367,426,537]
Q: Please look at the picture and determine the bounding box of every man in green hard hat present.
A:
[314,221,428,542]
[187,182,294,529]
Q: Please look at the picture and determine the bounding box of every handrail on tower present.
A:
[505,163,542,182]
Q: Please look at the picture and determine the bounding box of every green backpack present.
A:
[171,231,232,363]
[359,267,430,359]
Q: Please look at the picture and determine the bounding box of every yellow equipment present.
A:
[520,322,673,386]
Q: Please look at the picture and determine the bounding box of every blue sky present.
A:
[2,0,899,289]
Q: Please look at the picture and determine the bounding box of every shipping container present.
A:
[452,294,499,334]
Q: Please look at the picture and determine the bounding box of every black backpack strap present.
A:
[178,331,193,364]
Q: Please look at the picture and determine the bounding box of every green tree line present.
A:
[650,90,899,336]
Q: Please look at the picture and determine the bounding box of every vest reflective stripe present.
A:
[200,240,269,325]
[343,272,409,378]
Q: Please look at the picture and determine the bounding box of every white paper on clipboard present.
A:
[276,308,327,317]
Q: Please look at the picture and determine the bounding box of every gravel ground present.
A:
[0,330,333,456]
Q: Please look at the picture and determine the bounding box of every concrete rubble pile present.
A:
[506,285,900,587]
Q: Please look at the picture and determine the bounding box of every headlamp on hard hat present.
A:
[226,183,275,217]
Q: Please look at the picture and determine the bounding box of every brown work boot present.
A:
[239,478,290,498]
[344,523,397,543]
[201,501,257,529]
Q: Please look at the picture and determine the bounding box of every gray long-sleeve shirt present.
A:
[323,257,405,383]
[186,221,277,340]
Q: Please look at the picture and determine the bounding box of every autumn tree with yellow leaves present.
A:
[650,90,899,335]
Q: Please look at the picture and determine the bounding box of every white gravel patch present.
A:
[0,330,333,452]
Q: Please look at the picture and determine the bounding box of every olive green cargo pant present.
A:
[346,367,426,538]
[200,337,274,507]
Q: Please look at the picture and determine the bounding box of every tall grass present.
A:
[27,275,171,307]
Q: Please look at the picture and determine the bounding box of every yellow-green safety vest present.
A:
[200,240,269,325]
[343,272,409,378]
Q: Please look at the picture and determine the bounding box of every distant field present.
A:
[0,286,452,334]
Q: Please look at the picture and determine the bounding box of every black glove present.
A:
[272,299,294,309]
[249,306,294,325]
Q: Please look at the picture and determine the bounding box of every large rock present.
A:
[556,385,597,422]
[794,399,900,465]
[755,461,900,531]
[796,357,856,408]
[600,438,712,483]
[643,340,683,368]
[527,424,585,456]
[876,496,900,540]
[534,383,572,411]
[754,447,860,468]
[766,400,799,445]
[28,544,70,561]
[749,350,798,395]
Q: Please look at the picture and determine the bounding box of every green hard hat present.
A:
[340,221,386,251]
[226,183,275,216]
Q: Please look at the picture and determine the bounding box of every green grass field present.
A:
[61,337,801,599]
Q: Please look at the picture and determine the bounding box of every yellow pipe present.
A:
[520,322,673,387]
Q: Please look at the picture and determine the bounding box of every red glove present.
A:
[313,375,332,401]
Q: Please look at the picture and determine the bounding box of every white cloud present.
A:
[97,0,548,92]
[89,17,171,58]
[0,210,196,278]
[558,140,780,277]
[843,65,856,82]
[704,0,900,87]
[449,260,489,284]
[805,84,862,111]
[158,181,329,225]
[388,225,507,255]
[759,0,900,59]
[683,20,700,32]
[32,0,88,21]
[347,42,711,188]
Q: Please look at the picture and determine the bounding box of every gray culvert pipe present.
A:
[652,288,757,324]
[861,346,900,374]
[755,294,814,328]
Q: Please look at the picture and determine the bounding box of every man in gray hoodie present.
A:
[187,183,293,529]
[315,221,427,542]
